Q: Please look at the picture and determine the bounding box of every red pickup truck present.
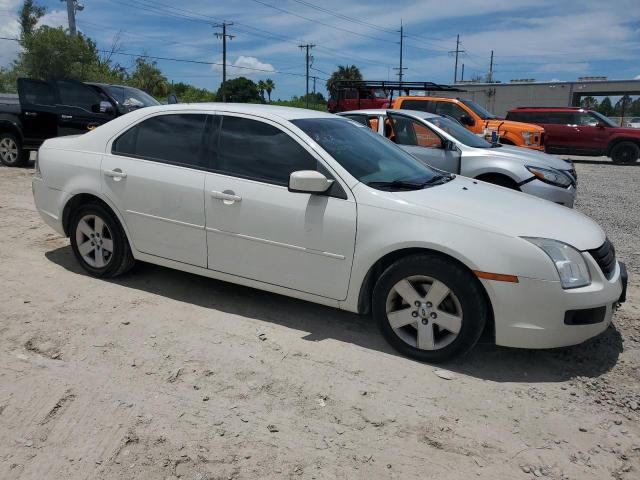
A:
[506,107,640,164]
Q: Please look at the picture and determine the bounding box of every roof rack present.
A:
[328,80,463,92]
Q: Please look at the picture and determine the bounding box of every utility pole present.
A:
[214,22,235,102]
[461,64,465,82]
[448,34,465,83]
[62,0,83,37]
[488,50,494,83]
[392,20,407,83]
[299,43,315,108]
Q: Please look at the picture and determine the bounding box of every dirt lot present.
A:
[1,159,639,480]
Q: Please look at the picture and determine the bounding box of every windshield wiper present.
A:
[367,174,454,190]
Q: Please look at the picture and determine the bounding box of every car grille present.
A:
[587,239,616,280]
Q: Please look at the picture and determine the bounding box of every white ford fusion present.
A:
[32,104,627,362]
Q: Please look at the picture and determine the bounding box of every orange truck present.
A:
[391,96,545,150]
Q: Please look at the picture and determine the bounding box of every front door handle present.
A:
[104,169,127,181]
[210,190,242,203]
[61,114,73,120]
[25,111,37,117]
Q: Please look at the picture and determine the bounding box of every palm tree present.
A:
[326,65,362,93]
[264,79,275,103]
[257,80,266,102]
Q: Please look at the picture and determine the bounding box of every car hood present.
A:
[475,144,573,171]
[389,176,603,250]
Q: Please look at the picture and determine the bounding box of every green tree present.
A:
[129,57,168,97]
[614,94,632,116]
[18,27,104,80]
[598,97,613,116]
[216,77,261,103]
[580,96,598,109]
[257,80,266,102]
[170,82,217,102]
[19,0,45,42]
[326,65,362,92]
[264,78,275,103]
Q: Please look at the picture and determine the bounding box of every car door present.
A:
[203,114,357,300]
[543,112,578,151]
[572,111,613,153]
[387,112,460,173]
[16,78,59,145]
[102,113,209,267]
[54,79,116,136]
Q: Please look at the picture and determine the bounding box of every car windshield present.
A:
[425,116,493,148]
[590,111,617,127]
[461,99,499,120]
[105,85,160,110]
[292,118,446,190]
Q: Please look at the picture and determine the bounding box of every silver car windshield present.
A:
[426,116,493,148]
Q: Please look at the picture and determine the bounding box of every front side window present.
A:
[56,80,105,112]
[427,116,492,148]
[573,112,599,126]
[292,117,444,189]
[216,116,317,186]
[460,99,499,119]
[389,115,442,148]
[112,114,207,168]
[435,102,469,123]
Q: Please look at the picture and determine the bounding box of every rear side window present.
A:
[21,80,55,106]
[398,99,435,113]
[216,116,317,186]
[112,114,208,168]
[434,102,468,123]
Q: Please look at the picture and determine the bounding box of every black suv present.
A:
[0,78,160,166]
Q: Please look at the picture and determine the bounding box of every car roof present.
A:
[338,108,441,120]
[509,107,585,112]
[124,103,337,121]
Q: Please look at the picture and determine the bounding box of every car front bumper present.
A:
[481,255,626,349]
[520,179,576,208]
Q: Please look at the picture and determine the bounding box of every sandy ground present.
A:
[1,160,639,480]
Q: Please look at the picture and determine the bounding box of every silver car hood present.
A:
[389,176,603,250]
[468,144,572,171]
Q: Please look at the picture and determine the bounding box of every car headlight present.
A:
[521,131,533,144]
[523,237,591,289]
[525,165,572,188]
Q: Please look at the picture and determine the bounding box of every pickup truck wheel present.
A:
[372,253,487,363]
[0,133,25,167]
[610,142,639,164]
[70,203,135,278]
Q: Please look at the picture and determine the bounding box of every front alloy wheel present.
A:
[386,276,463,351]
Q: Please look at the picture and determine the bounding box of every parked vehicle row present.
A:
[32,104,627,362]
[338,109,577,207]
[0,78,160,167]
[506,107,640,163]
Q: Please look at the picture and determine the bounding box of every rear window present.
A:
[507,111,573,124]
[397,99,436,113]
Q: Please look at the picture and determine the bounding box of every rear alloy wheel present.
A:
[0,133,25,167]
[610,142,639,164]
[373,254,487,363]
[70,203,135,278]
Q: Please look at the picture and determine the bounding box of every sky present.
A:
[1,0,639,100]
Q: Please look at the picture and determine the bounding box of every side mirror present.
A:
[442,139,457,151]
[92,101,114,114]
[289,170,334,194]
[167,93,179,104]
[459,115,475,127]
[595,122,606,129]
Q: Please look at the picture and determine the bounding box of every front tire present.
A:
[0,133,25,167]
[70,202,135,278]
[372,253,488,363]
[610,141,639,164]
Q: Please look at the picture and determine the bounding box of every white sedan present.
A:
[32,104,627,362]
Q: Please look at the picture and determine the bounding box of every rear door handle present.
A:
[61,114,73,120]
[210,190,242,203]
[104,169,127,180]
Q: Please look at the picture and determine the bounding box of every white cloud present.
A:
[635,74,640,80]
[212,55,275,78]
[37,9,68,29]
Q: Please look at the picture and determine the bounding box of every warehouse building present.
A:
[434,78,640,117]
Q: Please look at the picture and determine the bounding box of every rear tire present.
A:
[0,133,26,167]
[70,202,135,278]
[372,253,488,363]
[610,142,639,164]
